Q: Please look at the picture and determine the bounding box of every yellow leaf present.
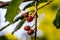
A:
[5,34,18,40]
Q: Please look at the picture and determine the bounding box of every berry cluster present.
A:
[22,12,33,22]
[22,12,34,35]
[24,26,34,35]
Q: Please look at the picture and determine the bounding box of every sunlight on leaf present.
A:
[5,34,18,40]
[28,0,60,40]
[38,0,60,40]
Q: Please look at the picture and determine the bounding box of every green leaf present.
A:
[38,0,48,3]
[14,16,24,22]
[5,0,23,23]
[23,0,48,10]
[23,0,32,2]
[12,18,26,34]
[0,35,8,40]
[53,7,60,29]
[23,2,34,10]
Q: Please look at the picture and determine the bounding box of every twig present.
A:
[34,0,37,40]
[0,1,10,8]
[0,23,11,31]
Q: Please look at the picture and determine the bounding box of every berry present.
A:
[24,26,30,31]
[22,12,28,17]
[27,29,34,35]
[27,16,33,22]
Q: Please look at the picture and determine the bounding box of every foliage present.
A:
[0,35,8,40]
[53,7,60,29]
[0,0,60,40]
[31,36,47,40]
[5,0,23,23]
[5,34,18,40]
[0,0,50,33]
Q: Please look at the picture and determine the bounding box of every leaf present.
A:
[0,35,8,40]
[12,18,26,34]
[23,1,34,10]
[37,0,60,40]
[38,0,48,3]
[23,0,32,2]
[5,34,18,40]
[23,0,48,10]
[31,36,47,40]
[14,16,24,22]
[53,7,60,29]
[5,0,23,23]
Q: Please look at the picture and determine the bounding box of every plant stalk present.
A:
[34,0,37,40]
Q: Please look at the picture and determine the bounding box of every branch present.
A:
[0,23,11,31]
[0,0,32,8]
[34,0,37,40]
[0,1,10,8]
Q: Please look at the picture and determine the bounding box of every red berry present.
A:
[24,26,30,31]
[27,16,33,22]
[23,12,28,17]
[27,29,34,35]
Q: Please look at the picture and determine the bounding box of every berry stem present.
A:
[31,23,35,28]
[34,0,37,40]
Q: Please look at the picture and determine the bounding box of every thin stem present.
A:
[34,0,37,40]
[31,23,35,28]
[0,23,11,31]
